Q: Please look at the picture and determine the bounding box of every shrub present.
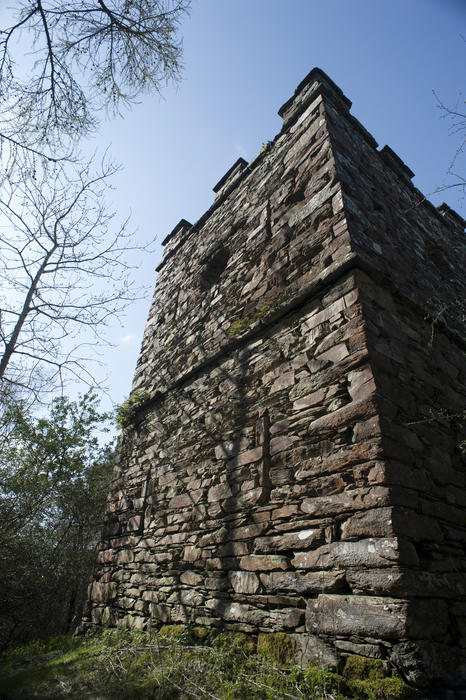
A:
[116,390,151,429]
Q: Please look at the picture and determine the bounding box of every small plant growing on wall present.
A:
[116,390,151,429]
[228,290,287,337]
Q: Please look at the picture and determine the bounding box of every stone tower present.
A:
[85,69,466,688]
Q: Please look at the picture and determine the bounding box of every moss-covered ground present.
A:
[0,627,421,699]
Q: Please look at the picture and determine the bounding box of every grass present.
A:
[0,627,419,699]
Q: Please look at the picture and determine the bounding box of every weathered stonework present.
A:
[84,68,466,688]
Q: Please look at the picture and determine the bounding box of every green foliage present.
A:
[116,390,152,429]
[159,625,189,641]
[290,665,349,698]
[257,632,296,666]
[212,631,257,655]
[0,631,422,700]
[260,141,273,156]
[348,675,415,700]
[343,656,416,699]
[343,656,386,681]
[190,626,212,644]
[228,291,287,337]
[0,393,114,649]
[228,318,250,337]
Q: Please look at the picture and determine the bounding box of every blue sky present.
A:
[45,1,466,408]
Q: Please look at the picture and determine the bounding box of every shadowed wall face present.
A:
[84,69,466,688]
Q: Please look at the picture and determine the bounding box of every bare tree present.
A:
[432,37,465,202]
[0,1,190,397]
[0,0,189,161]
[435,96,466,200]
[0,156,147,397]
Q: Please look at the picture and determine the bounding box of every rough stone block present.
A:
[291,633,338,669]
[255,529,323,553]
[229,571,260,594]
[240,554,290,571]
[88,582,117,603]
[260,570,346,594]
[292,537,418,570]
[306,594,448,640]
[306,594,409,639]
[341,507,395,539]
[208,483,233,502]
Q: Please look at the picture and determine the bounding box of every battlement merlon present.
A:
[158,218,192,270]
[278,66,352,127]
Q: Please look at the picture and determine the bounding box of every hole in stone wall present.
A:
[200,245,230,291]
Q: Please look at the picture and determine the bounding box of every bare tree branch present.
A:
[0,156,152,397]
[433,60,466,201]
[0,0,190,159]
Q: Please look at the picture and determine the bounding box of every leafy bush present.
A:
[116,390,152,429]
[0,393,114,650]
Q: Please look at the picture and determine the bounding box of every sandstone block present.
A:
[205,599,265,626]
[170,604,192,623]
[260,570,346,594]
[306,594,448,640]
[118,614,146,630]
[153,551,172,563]
[291,633,338,669]
[340,507,395,539]
[347,568,466,598]
[392,508,444,541]
[183,546,202,562]
[272,505,299,520]
[288,181,336,228]
[352,416,381,442]
[334,639,382,658]
[97,549,113,564]
[270,435,296,455]
[269,608,304,630]
[316,342,349,364]
[229,571,260,594]
[292,537,418,569]
[292,388,326,410]
[230,523,266,540]
[127,516,142,531]
[306,594,409,639]
[255,529,323,553]
[270,371,295,393]
[117,549,134,564]
[269,418,291,435]
[240,554,290,571]
[219,541,249,557]
[168,493,194,509]
[205,576,229,591]
[308,397,378,434]
[226,487,265,509]
[178,589,204,606]
[208,483,233,502]
[228,446,263,467]
[301,486,390,517]
[88,582,116,603]
[159,532,186,546]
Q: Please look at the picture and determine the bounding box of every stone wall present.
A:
[84,69,466,688]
